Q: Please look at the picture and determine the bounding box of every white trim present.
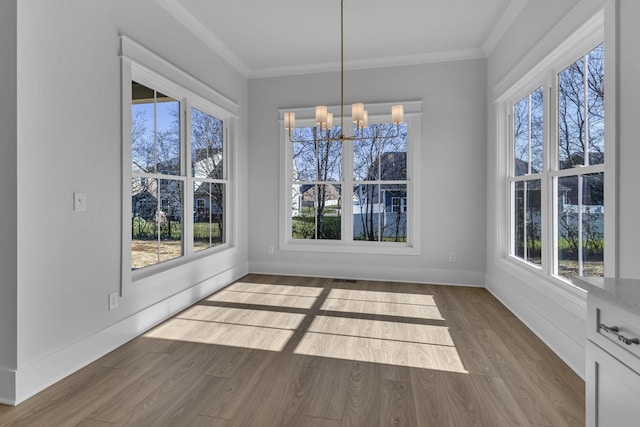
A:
[10,264,247,406]
[494,6,605,102]
[250,261,485,288]
[482,0,529,56]
[120,35,240,117]
[154,0,251,78]
[603,0,618,277]
[251,49,486,79]
[0,369,15,406]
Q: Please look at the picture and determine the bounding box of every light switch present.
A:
[74,192,87,212]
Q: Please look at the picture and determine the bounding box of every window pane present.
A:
[354,124,407,181]
[292,128,342,182]
[587,44,605,166]
[557,176,579,277]
[382,184,407,242]
[558,59,585,169]
[513,98,530,176]
[192,108,224,179]
[131,177,159,270]
[292,184,341,240]
[530,88,544,173]
[525,180,542,265]
[557,174,604,279]
[353,184,380,241]
[514,87,543,176]
[514,181,525,258]
[131,82,180,175]
[159,179,183,263]
[558,44,604,169]
[513,180,541,264]
[582,173,604,276]
[194,182,225,252]
[354,184,407,242]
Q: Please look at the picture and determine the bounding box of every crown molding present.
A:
[155,0,251,78]
[482,0,529,56]
[250,48,486,79]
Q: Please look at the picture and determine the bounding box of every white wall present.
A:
[485,0,637,377]
[0,0,18,404]
[1,0,249,405]
[248,60,487,286]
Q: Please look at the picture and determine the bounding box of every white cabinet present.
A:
[584,292,640,427]
[586,340,640,427]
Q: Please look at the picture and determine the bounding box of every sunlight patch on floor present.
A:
[144,280,467,372]
[327,288,437,306]
[321,298,444,320]
[177,305,305,330]
[144,318,294,351]
[225,281,323,297]
[307,315,454,346]
[206,289,317,309]
[294,331,467,373]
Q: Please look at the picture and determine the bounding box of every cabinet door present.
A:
[586,341,640,427]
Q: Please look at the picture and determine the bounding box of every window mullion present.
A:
[184,100,193,257]
[343,138,354,243]
[543,79,555,276]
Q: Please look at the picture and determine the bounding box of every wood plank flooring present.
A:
[0,274,585,426]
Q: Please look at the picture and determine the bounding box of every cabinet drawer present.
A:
[588,294,640,371]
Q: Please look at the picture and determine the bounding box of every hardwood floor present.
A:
[0,274,585,426]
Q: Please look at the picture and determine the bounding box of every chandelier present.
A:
[284,0,404,143]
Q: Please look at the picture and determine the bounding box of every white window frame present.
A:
[278,101,422,255]
[120,36,239,289]
[496,4,617,288]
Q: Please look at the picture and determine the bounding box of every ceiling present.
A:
[156,0,528,78]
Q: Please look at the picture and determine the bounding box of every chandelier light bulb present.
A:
[326,112,334,129]
[352,103,364,123]
[284,111,295,130]
[392,104,404,124]
[315,106,328,125]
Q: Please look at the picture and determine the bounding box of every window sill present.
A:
[130,243,232,283]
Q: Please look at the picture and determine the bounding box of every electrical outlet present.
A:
[267,245,275,255]
[108,292,119,310]
[449,251,457,263]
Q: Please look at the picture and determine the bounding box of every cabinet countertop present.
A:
[572,276,640,316]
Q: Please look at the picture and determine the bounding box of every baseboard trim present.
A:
[12,263,248,406]
[0,368,16,406]
[249,261,485,287]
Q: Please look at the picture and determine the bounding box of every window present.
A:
[555,43,605,278]
[511,87,543,266]
[282,102,421,253]
[131,82,184,269]
[353,124,408,242]
[507,42,606,281]
[122,37,237,280]
[191,107,226,252]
